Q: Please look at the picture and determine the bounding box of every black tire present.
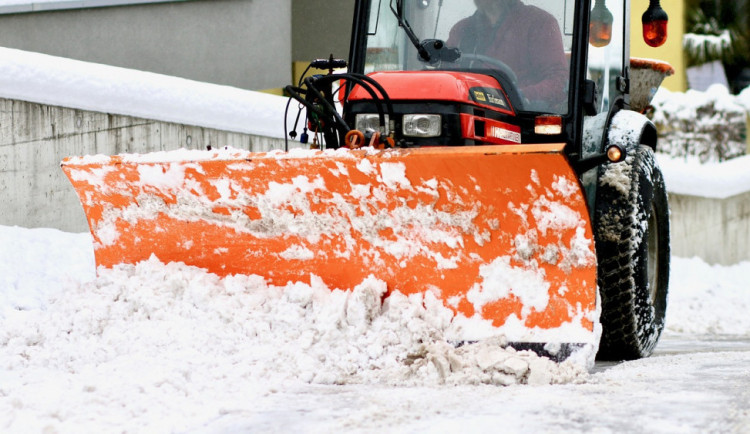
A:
[594,145,670,360]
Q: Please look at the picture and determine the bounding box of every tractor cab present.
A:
[345,0,623,152]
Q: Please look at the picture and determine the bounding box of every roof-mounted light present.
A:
[589,0,613,47]
[642,0,668,47]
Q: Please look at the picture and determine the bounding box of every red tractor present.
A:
[285,0,672,360]
[64,0,673,361]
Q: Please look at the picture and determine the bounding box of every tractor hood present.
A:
[347,71,517,116]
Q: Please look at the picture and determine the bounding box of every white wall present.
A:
[1,94,748,264]
[669,192,750,266]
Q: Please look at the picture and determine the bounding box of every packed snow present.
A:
[1,225,749,432]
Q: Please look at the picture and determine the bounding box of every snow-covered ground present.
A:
[1,225,749,432]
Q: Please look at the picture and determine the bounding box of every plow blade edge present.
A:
[62,144,598,344]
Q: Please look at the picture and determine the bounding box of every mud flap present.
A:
[62,144,599,346]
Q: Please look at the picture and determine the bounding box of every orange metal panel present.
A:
[62,144,597,339]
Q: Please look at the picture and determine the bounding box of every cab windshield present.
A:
[364,0,575,114]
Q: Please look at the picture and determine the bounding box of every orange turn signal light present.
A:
[606,145,626,162]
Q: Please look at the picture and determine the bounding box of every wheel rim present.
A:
[646,203,659,305]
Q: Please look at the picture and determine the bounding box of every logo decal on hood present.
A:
[470,87,509,109]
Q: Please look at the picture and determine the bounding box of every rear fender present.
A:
[581,109,657,215]
[606,110,658,153]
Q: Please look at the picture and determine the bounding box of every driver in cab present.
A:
[447,0,568,110]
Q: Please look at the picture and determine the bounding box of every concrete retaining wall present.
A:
[0,97,284,233]
[669,191,750,265]
[2,96,748,264]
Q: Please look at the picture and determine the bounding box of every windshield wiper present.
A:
[390,0,431,62]
[390,0,460,64]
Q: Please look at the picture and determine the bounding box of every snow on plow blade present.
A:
[62,144,598,348]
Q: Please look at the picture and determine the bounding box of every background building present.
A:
[0,0,686,93]
[0,1,284,92]
[0,0,357,93]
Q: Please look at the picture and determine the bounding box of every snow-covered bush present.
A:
[683,31,732,66]
[649,84,747,163]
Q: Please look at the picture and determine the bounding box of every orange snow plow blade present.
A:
[62,144,598,346]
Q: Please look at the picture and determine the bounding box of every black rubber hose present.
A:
[302,77,351,136]
[284,85,327,119]
[347,73,395,120]
[314,74,388,133]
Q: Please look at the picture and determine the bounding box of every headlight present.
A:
[403,114,441,137]
[355,114,390,134]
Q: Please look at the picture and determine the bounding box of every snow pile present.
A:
[736,86,750,112]
[2,256,589,387]
[664,257,750,336]
[1,256,588,431]
[0,226,95,314]
[656,152,750,198]
[0,47,295,138]
[650,84,747,163]
[1,225,748,431]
